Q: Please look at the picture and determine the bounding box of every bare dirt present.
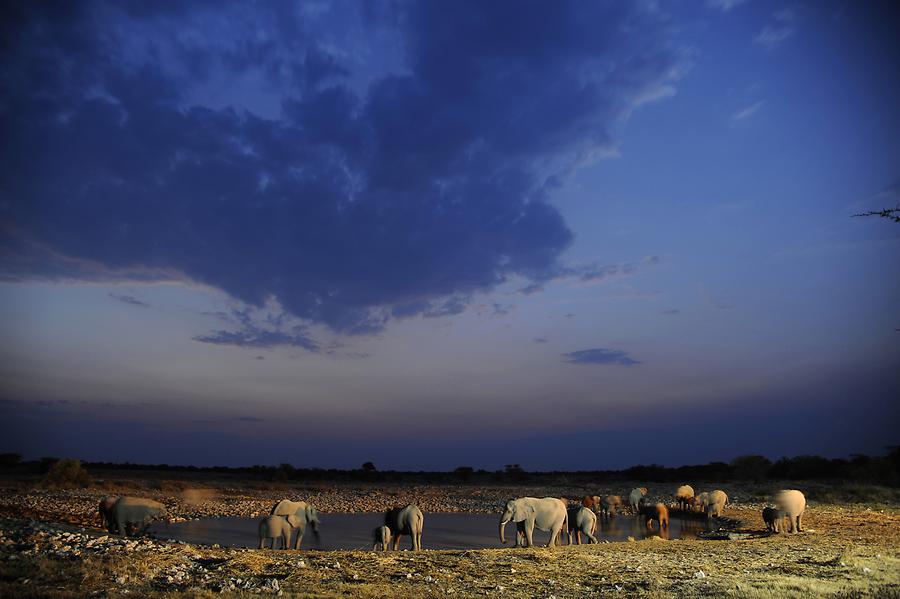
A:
[0,476,898,598]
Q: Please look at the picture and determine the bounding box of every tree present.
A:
[361,461,377,472]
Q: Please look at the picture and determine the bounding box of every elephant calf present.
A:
[259,515,300,549]
[372,525,392,551]
[762,506,780,533]
[566,506,598,544]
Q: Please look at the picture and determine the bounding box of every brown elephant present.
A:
[641,503,669,530]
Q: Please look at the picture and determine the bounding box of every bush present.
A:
[42,459,92,488]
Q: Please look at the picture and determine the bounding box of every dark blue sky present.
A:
[1,0,898,470]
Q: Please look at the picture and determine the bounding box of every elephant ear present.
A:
[286,515,302,527]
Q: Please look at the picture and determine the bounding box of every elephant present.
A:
[762,506,780,533]
[108,496,167,537]
[640,503,669,531]
[674,485,694,511]
[693,491,710,513]
[372,525,392,551]
[566,506,598,544]
[581,495,599,510]
[385,504,424,551]
[774,489,806,533]
[499,497,567,548]
[599,495,623,518]
[98,495,119,530]
[258,515,301,549]
[270,499,321,549]
[703,490,728,520]
[628,487,648,513]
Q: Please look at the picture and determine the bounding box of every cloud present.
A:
[733,100,764,121]
[1,2,684,334]
[660,309,680,315]
[755,9,795,51]
[518,283,545,295]
[194,328,319,351]
[563,348,641,366]
[533,337,549,343]
[109,293,149,308]
[706,0,747,11]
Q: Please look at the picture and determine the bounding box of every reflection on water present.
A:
[150,513,709,550]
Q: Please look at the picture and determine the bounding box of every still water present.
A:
[150,513,707,550]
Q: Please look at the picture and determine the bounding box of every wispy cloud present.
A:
[733,100,764,121]
[195,307,320,351]
[109,293,149,308]
[518,256,660,295]
[563,348,641,366]
[661,309,680,315]
[533,337,549,344]
[194,327,319,352]
[755,9,795,51]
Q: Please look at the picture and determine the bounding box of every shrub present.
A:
[42,459,92,488]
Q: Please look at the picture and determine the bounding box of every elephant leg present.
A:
[547,522,562,549]
[796,514,803,533]
[259,537,265,549]
[282,533,290,549]
[576,530,581,545]
[524,520,535,547]
[394,533,402,551]
[117,517,128,537]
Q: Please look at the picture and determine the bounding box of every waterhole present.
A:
[150,512,708,550]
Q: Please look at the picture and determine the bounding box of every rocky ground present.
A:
[0,478,898,598]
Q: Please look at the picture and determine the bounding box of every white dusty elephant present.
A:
[628,487,648,513]
[372,525,392,551]
[674,485,694,511]
[385,504,424,551]
[774,489,806,533]
[499,497,567,548]
[108,497,167,537]
[566,506,598,544]
[704,490,728,520]
[258,515,301,549]
[270,499,321,549]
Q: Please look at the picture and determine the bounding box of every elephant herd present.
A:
[96,486,807,550]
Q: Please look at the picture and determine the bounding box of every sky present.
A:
[1,0,898,471]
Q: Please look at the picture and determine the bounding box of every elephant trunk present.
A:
[311,520,320,538]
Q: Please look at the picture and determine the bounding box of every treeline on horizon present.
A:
[2,447,898,485]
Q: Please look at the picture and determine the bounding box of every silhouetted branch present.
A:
[852,207,900,222]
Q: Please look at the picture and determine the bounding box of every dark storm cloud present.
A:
[109,293,149,308]
[0,1,682,334]
[563,348,641,366]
